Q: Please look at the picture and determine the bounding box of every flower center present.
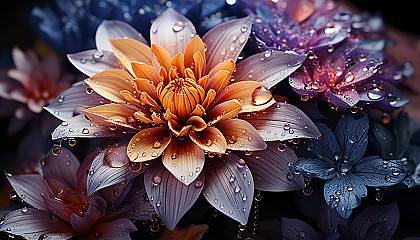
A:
[53,187,90,217]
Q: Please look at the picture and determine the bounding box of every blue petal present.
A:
[305,123,341,165]
[353,156,406,187]
[335,115,369,163]
[281,218,320,240]
[324,173,367,218]
[290,158,335,180]
[370,123,396,159]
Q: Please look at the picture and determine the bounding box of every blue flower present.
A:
[290,114,406,218]
[29,0,240,54]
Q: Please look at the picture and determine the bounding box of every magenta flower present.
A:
[45,8,321,230]
[0,147,153,239]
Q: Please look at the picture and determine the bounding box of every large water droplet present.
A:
[152,176,161,186]
[194,180,203,188]
[251,86,273,106]
[344,72,355,82]
[173,21,185,32]
[93,49,104,59]
[324,22,335,34]
[367,85,385,100]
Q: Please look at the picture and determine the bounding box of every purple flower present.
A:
[45,8,322,230]
[0,147,153,239]
[290,114,406,218]
[282,202,407,240]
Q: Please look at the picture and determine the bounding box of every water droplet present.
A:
[264,50,272,58]
[9,192,17,201]
[375,192,383,201]
[94,231,102,238]
[86,87,93,94]
[239,36,247,44]
[150,222,159,232]
[286,172,294,180]
[58,95,65,103]
[153,141,161,149]
[52,145,62,155]
[384,175,391,182]
[172,21,185,32]
[237,159,245,168]
[278,143,287,152]
[93,49,104,59]
[229,175,236,182]
[80,58,87,64]
[205,139,213,146]
[254,193,262,201]
[109,125,117,131]
[68,139,76,146]
[171,153,177,159]
[298,231,306,238]
[251,86,273,105]
[152,176,161,186]
[367,84,385,100]
[301,95,310,101]
[344,72,355,82]
[235,186,241,193]
[228,135,237,144]
[283,124,291,130]
[324,22,335,34]
[129,162,142,172]
[303,186,313,195]
[82,128,89,134]
[194,180,203,188]
[241,25,248,32]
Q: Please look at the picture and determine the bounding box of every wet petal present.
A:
[0,208,74,239]
[52,115,129,140]
[151,44,173,72]
[281,218,319,240]
[240,102,321,141]
[6,173,50,210]
[127,127,172,162]
[150,8,197,57]
[189,127,226,153]
[214,81,275,113]
[85,69,135,103]
[335,115,368,163]
[215,119,266,151]
[203,16,252,73]
[338,59,383,88]
[327,89,360,107]
[70,196,107,233]
[318,201,348,237]
[42,147,80,189]
[289,71,324,96]
[89,218,137,240]
[236,141,304,191]
[96,20,148,52]
[370,123,396,160]
[45,81,110,121]
[144,160,204,230]
[162,138,205,185]
[87,146,147,196]
[205,69,231,92]
[234,50,306,89]
[42,195,72,222]
[353,156,406,187]
[206,99,242,125]
[290,157,336,180]
[184,36,206,71]
[324,174,367,218]
[133,78,158,101]
[83,103,140,130]
[131,61,159,85]
[349,202,399,240]
[202,154,254,225]
[109,38,153,75]
[67,50,120,77]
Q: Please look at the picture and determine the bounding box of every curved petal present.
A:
[184,36,206,71]
[202,154,254,225]
[189,127,226,153]
[335,115,368,163]
[0,208,74,240]
[127,127,172,162]
[353,156,406,187]
[234,51,306,89]
[290,158,336,180]
[206,99,242,125]
[337,59,383,88]
[85,69,135,103]
[144,160,204,230]
[162,138,205,185]
[52,115,129,140]
[289,71,324,97]
[89,218,137,240]
[214,81,275,113]
[215,119,266,151]
[67,50,120,77]
[150,8,197,57]
[236,141,304,191]
[45,81,110,121]
[109,38,153,75]
[6,173,50,210]
[132,78,158,101]
[42,147,80,189]
[281,218,320,240]
[303,123,341,164]
[371,123,396,160]
[96,20,148,52]
[86,146,147,196]
[240,102,321,141]
[42,195,72,222]
[203,16,252,73]
[350,202,399,240]
[70,196,107,234]
[324,173,367,218]
[131,61,159,85]
[205,69,231,92]
[327,89,360,107]
[83,103,140,130]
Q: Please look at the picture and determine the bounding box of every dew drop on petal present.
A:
[194,180,203,188]
[344,72,355,82]
[251,86,273,106]
[82,128,89,134]
[241,25,248,32]
[234,186,241,193]
[173,21,185,32]
[229,174,236,182]
[153,141,161,149]
[229,135,237,144]
[237,159,245,168]
[278,143,287,152]
[152,176,161,186]
[93,49,104,59]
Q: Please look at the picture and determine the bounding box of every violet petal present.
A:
[281,217,320,240]
[70,196,107,234]
[144,160,204,230]
[236,141,305,192]
[67,50,120,77]
[202,154,254,225]
[42,147,80,189]
[90,218,137,240]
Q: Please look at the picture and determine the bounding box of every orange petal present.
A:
[127,127,172,162]
[215,119,266,151]
[168,119,192,136]
[162,138,205,185]
[140,92,160,108]
[205,70,231,92]
[131,61,159,85]
[151,112,165,124]
[151,44,172,72]
[120,90,141,106]
[189,127,226,153]
[201,89,216,110]
[83,103,140,129]
[171,52,185,78]
[85,69,135,103]
[186,116,207,131]
[109,38,153,75]
[134,111,153,123]
[213,81,276,113]
[207,58,235,80]
[184,36,206,70]
[158,66,169,85]
[132,78,158,102]
[184,68,196,81]
[192,51,205,79]
[206,99,242,125]
[164,108,181,122]
[189,104,205,118]
[197,75,208,89]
